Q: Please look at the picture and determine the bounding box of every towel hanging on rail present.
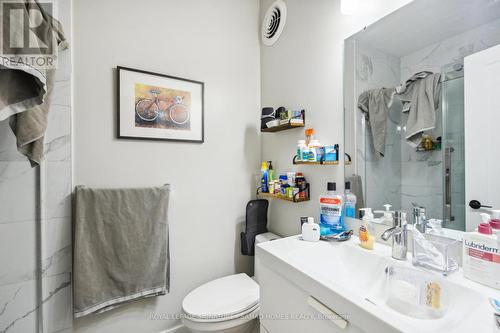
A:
[73,185,170,317]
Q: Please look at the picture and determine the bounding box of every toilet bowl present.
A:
[182,274,260,333]
[182,232,280,333]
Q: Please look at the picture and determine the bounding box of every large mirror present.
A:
[344,0,500,232]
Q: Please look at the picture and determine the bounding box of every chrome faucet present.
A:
[411,204,427,234]
[381,211,408,260]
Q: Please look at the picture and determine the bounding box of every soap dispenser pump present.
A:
[375,204,394,225]
[358,208,375,250]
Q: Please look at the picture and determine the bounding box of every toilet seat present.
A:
[182,305,259,332]
[182,273,259,323]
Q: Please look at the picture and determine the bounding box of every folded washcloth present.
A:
[358,88,394,158]
[73,185,170,318]
[0,0,68,166]
[397,72,441,147]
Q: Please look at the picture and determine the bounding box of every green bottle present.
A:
[268,161,276,183]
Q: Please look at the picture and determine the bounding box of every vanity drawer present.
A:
[259,262,364,333]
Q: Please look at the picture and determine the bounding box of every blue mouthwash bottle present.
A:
[344,181,357,218]
[319,182,344,235]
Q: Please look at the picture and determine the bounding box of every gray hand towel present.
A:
[358,88,394,158]
[346,174,364,216]
[73,185,170,318]
[397,72,441,147]
[0,0,68,166]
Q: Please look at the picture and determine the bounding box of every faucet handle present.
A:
[394,211,407,227]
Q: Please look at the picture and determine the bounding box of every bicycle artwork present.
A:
[117,67,204,142]
[134,83,191,130]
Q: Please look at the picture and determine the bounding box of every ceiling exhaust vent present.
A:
[261,0,287,46]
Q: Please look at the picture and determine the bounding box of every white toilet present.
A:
[181,232,280,333]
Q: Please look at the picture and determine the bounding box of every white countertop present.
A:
[256,235,500,333]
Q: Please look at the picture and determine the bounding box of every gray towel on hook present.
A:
[73,185,170,318]
[397,72,441,147]
[346,174,364,216]
[358,88,394,158]
[0,0,68,166]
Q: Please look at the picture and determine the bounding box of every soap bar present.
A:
[426,282,441,309]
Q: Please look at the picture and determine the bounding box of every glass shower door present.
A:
[441,72,465,231]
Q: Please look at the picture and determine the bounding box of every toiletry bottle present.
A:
[302,217,320,242]
[463,222,500,290]
[427,219,444,235]
[297,140,306,161]
[268,161,276,183]
[305,128,314,146]
[279,175,289,196]
[308,139,322,161]
[319,182,344,235]
[260,162,269,193]
[344,181,357,218]
[334,144,339,161]
[358,208,375,250]
[295,172,307,200]
[375,204,394,225]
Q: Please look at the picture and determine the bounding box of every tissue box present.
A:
[324,145,337,161]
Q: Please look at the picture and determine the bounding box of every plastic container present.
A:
[412,233,460,275]
[302,217,320,242]
[385,265,449,319]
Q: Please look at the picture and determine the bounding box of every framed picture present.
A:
[117,66,204,142]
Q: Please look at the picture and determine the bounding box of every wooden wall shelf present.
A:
[256,183,310,202]
[261,122,304,133]
[293,155,341,165]
[258,192,310,202]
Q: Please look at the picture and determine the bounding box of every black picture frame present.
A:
[116,66,204,143]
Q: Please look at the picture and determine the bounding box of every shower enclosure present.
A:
[441,68,465,231]
[343,0,500,233]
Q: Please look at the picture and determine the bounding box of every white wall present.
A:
[73,0,261,332]
[260,0,412,236]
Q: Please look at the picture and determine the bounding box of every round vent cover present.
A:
[261,0,287,46]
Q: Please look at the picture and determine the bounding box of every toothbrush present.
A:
[489,297,500,315]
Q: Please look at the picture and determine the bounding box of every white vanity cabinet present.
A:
[256,252,397,333]
[259,261,364,333]
[256,236,500,333]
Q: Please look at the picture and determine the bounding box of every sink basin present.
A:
[287,241,388,292]
[257,235,500,332]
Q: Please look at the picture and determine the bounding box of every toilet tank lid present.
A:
[182,273,259,319]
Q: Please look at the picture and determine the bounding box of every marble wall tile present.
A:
[43,161,72,221]
[0,221,36,286]
[42,273,72,333]
[0,162,37,224]
[41,218,72,279]
[0,280,38,333]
